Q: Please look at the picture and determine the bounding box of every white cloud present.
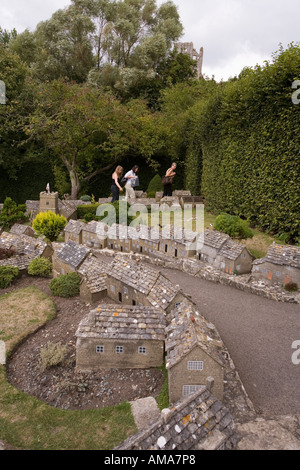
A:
[0,0,299,81]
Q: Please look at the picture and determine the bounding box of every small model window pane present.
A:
[138,347,146,354]
[183,385,203,397]
[96,346,104,353]
[188,361,204,371]
[116,346,124,354]
[110,285,116,293]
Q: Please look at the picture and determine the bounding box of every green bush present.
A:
[147,174,163,194]
[77,204,100,220]
[214,214,254,239]
[39,341,68,372]
[0,197,27,229]
[80,195,92,202]
[32,212,67,242]
[147,191,156,198]
[284,282,298,292]
[49,272,81,298]
[28,257,52,277]
[0,266,19,289]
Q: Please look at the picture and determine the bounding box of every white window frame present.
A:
[116,345,124,354]
[138,346,147,355]
[183,385,203,397]
[96,346,104,354]
[188,361,204,371]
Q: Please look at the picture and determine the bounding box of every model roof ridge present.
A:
[165,301,226,370]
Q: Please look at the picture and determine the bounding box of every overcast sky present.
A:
[0,0,299,81]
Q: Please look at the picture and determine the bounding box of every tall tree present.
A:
[32,4,95,82]
[26,80,163,199]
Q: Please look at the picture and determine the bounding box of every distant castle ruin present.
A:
[175,42,204,79]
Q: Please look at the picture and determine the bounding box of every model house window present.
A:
[132,300,136,306]
[175,302,181,308]
[124,287,128,294]
[276,271,281,277]
[116,346,124,354]
[242,253,246,259]
[96,346,104,353]
[138,347,146,354]
[119,292,122,302]
[165,244,168,253]
[183,385,203,397]
[188,361,204,371]
[110,285,115,293]
[175,249,178,258]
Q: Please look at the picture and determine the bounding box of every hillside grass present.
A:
[0,287,137,450]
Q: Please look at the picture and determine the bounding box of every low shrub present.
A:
[0,266,19,289]
[0,248,15,260]
[80,195,92,202]
[214,214,254,239]
[284,282,299,292]
[32,212,67,242]
[49,272,81,298]
[28,258,52,278]
[147,174,163,194]
[39,341,68,371]
[77,204,100,220]
[147,191,156,199]
[0,197,27,229]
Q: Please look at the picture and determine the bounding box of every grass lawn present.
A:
[0,287,137,450]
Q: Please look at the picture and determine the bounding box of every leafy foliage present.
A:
[0,198,27,229]
[32,212,67,242]
[49,272,81,298]
[28,258,53,277]
[214,214,254,239]
[0,266,19,289]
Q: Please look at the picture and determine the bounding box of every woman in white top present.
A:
[124,165,139,201]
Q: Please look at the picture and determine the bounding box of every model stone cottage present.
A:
[197,229,253,275]
[252,242,300,286]
[52,240,89,277]
[76,305,166,371]
[77,254,108,303]
[165,300,226,404]
[106,256,190,314]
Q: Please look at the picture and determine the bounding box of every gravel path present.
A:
[158,266,300,417]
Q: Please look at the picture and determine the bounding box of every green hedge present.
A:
[185,44,300,243]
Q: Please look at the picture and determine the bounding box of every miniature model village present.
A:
[0,191,299,451]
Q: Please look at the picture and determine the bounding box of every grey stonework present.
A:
[115,386,236,451]
[75,305,166,371]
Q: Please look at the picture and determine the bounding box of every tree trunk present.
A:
[70,169,81,200]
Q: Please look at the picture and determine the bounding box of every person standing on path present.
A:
[163,162,177,197]
[124,165,139,202]
[111,166,124,203]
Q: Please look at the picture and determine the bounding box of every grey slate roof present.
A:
[115,387,235,451]
[217,238,251,261]
[201,229,230,250]
[165,300,226,370]
[77,255,108,294]
[64,220,85,235]
[254,242,300,268]
[0,232,47,257]
[10,224,35,237]
[76,305,166,341]
[0,253,36,271]
[147,273,180,311]
[161,224,197,244]
[108,257,160,295]
[56,241,89,269]
[128,224,160,242]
